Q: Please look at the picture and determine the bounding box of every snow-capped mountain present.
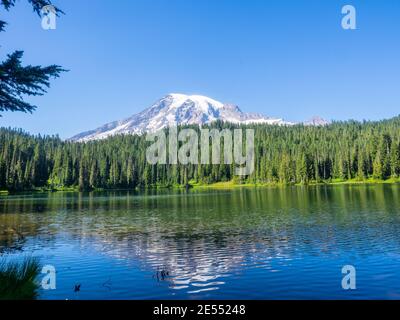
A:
[304,116,330,126]
[70,94,293,142]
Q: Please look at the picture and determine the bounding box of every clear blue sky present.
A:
[1,0,400,139]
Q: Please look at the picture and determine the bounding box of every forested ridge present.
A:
[1,116,400,191]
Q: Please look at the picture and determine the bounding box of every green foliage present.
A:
[0,1,65,115]
[0,51,65,114]
[0,257,41,300]
[0,0,63,19]
[1,117,400,191]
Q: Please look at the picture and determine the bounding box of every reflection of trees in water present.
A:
[0,227,26,254]
[1,185,400,284]
[0,200,58,255]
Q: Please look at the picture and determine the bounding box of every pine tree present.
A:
[78,162,89,191]
[279,153,291,184]
[357,149,367,180]
[0,1,65,115]
[391,142,400,178]
[373,151,383,180]
[296,153,308,184]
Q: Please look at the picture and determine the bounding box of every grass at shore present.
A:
[191,181,259,189]
[1,178,400,195]
[191,178,400,190]
[0,257,41,300]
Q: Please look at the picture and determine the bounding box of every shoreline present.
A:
[191,179,400,190]
[1,178,400,195]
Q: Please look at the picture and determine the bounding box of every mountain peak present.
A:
[304,116,330,126]
[70,94,292,142]
[166,93,225,111]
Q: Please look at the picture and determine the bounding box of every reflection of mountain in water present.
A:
[83,227,295,293]
[2,186,400,294]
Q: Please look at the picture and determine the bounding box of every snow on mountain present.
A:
[303,116,330,126]
[70,94,293,142]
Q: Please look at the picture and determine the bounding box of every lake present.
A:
[1,185,400,300]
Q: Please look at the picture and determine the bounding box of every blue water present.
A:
[1,185,400,299]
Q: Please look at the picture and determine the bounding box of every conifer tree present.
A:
[0,0,65,115]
